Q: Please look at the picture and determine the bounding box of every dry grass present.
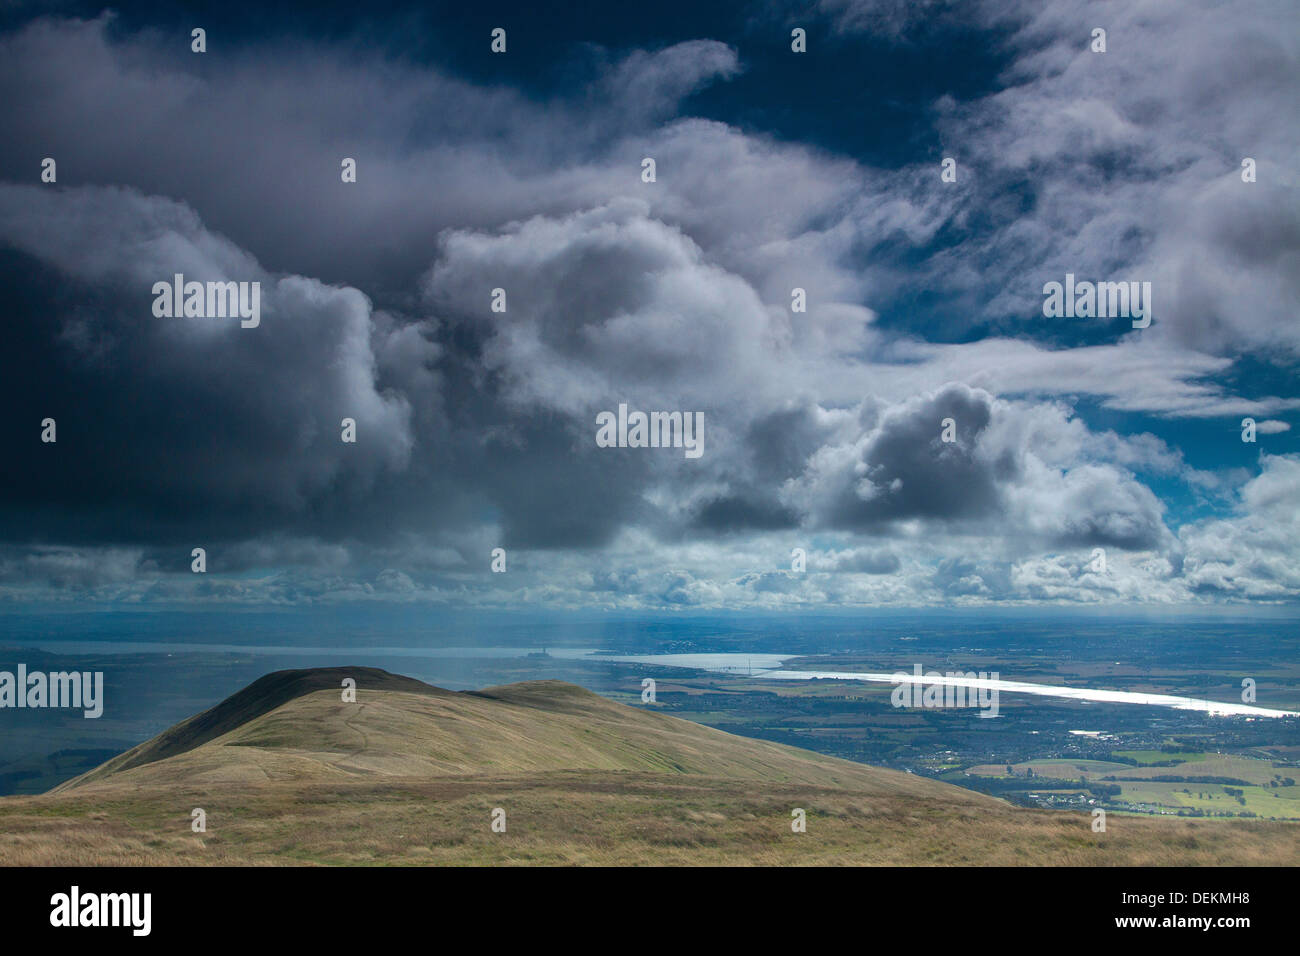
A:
[2,773,1296,865]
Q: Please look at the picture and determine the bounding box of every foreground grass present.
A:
[1,771,1296,866]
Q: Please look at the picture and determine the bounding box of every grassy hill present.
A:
[55,667,452,791]
[1,667,1296,865]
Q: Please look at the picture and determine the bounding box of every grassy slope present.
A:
[2,668,1297,865]
[55,667,450,791]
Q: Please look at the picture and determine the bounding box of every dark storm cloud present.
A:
[796,385,1171,552]
[0,181,658,554]
[0,184,416,542]
[817,384,1003,529]
[0,21,754,557]
[691,494,798,533]
[747,404,838,481]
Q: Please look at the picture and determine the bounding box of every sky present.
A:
[0,0,1297,611]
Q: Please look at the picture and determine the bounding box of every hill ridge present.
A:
[54,666,447,791]
[53,666,983,801]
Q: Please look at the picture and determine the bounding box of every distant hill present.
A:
[56,667,968,797]
[56,667,450,791]
[3,667,1295,865]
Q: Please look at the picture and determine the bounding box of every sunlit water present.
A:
[14,643,1297,718]
[584,652,1300,719]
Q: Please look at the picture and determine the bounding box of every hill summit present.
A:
[57,666,962,796]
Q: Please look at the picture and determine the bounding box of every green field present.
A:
[968,752,1300,820]
[1117,781,1300,819]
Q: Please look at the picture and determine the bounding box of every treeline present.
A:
[1101,774,1252,785]
[961,775,1120,799]
[1105,753,1188,768]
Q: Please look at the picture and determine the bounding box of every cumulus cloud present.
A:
[1179,455,1300,599]
[789,385,1170,554]
[0,10,1294,608]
